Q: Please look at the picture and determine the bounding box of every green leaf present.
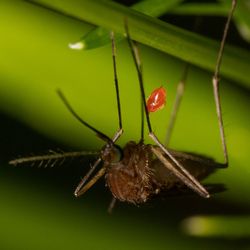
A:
[27,0,250,88]
[70,0,183,50]
[233,0,250,43]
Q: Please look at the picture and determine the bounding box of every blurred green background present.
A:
[0,0,249,249]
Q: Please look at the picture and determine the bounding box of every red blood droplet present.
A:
[146,86,166,113]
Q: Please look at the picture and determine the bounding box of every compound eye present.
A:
[101,144,123,164]
[111,145,123,163]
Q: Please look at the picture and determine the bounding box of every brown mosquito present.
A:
[9,0,237,212]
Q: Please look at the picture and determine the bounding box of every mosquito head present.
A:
[101,143,123,165]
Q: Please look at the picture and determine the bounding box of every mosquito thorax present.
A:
[105,140,160,204]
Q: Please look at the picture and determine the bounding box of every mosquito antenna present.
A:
[57,89,112,144]
[110,31,122,130]
[212,0,237,166]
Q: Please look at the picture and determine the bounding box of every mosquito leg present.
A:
[151,146,209,198]
[165,17,203,146]
[165,63,189,146]
[75,167,106,197]
[74,158,102,196]
[74,129,123,197]
[125,22,152,134]
[125,21,209,198]
[212,0,236,167]
[150,135,209,198]
[108,197,117,214]
[110,31,123,132]
[74,31,124,197]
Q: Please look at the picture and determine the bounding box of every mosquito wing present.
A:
[169,149,224,179]
[151,146,223,194]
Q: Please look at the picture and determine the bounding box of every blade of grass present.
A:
[70,0,183,50]
[26,0,250,88]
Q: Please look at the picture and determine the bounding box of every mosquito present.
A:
[9,0,237,211]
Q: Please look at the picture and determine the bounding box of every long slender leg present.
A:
[57,89,122,197]
[75,167,106,197]
[127,40,145,141]
[74,128,123,197]
[74,158,102,196]
[111,31,123,131]
[151,146,209,198]
[150,134,209,198]
[165,63,189,146]
[125,22,210,198]
[212,0,237,166]
[74,31,124,197]
[165,17,202,146]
